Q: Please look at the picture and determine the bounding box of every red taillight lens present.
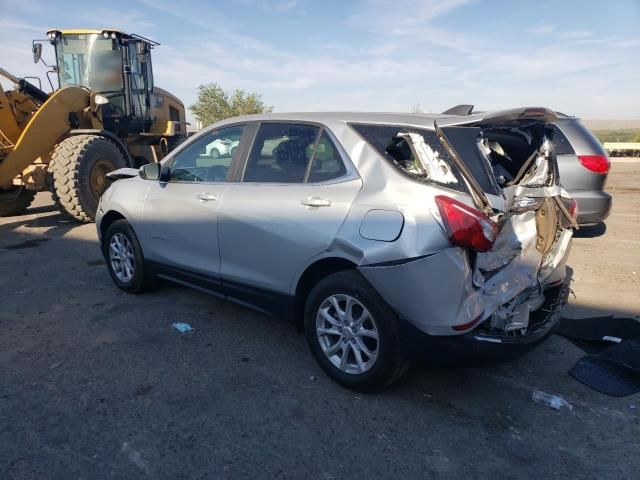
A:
[578,154,610,174]
[435,195,499,252]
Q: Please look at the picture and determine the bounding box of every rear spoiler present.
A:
[441,105,562,124]
[438,107,560,128]
[442,104,474,116]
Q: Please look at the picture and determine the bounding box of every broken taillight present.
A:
[435,195,498,252]
[578,154,610,174]
[568,198,579,219]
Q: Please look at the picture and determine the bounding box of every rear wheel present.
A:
[304,270,409,391]
[50,135,127,223]
[0,186,36,217]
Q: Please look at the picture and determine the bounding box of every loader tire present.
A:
[0,186,36,217]
[50,135,127,223]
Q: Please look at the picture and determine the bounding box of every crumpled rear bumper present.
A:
[396,276,571,365]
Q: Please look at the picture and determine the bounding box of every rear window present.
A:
[552,125,575,155]
[349,123,467,193]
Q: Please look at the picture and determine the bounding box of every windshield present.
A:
[55,34,123,93]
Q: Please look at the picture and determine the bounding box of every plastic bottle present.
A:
[531,390,574,411]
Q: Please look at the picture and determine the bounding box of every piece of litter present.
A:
[172,322,194,333]
[629,404,637,410]
[49,362,64,370]
[602,336,622,343]
[309,376,316,382]
[531,390,573,411]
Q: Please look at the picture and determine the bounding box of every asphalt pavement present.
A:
[1,160,638,479]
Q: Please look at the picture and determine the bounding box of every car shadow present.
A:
[574,222,607,238]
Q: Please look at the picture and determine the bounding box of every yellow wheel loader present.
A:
[0,29,186,221]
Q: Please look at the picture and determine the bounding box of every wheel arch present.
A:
[99,210,127,240]
[292,256,359,331]
[68,129,133,167]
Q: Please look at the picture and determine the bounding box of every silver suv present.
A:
[97,109,576,390]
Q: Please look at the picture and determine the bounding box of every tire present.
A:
[103,219,153,293]
[210,148,220,159]
[304,270,409,391]
[0,186,36,217]
[50,135,127,223]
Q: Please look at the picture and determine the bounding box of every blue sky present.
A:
[1,0,639,122]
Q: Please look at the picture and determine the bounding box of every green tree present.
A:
[190,83,273,127]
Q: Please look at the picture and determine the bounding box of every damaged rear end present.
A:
[434,108,576,347]
[359,108,577,362]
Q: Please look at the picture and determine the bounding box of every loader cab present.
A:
[46,29,156,136]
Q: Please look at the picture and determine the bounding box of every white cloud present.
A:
[528,24,556,35]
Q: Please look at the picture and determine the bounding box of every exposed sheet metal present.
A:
[397,132,458,184]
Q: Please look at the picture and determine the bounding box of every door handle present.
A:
[196,193,217,202]
[301,196,331,207]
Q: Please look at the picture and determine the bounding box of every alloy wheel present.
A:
[109,232,135,283]
[315,294,380,375]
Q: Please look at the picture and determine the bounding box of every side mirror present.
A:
[33,43,42,64]
[139,163,162,181]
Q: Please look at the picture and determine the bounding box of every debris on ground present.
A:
[531,390,574,411]
[171,322,194,333]
[569,340,640,397]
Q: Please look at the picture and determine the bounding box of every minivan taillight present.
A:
[578,154,610,174]
[435,195,498,252]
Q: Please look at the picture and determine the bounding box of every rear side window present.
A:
[552,125,575,155]
[307,131,347,183]
[350,123,466,192]
[243,123,319,183]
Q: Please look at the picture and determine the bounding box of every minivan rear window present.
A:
[552,126,575,155]
[349,123,467,193]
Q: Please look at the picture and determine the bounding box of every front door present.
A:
[141,125,249,286]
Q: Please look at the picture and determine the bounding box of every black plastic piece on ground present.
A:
[570,346,640,397]
[554,316,640,353]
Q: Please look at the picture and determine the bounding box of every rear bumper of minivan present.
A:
[397,279,571,365]
[569,189,612,225]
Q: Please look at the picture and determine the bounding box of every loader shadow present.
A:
[0,212,80,243]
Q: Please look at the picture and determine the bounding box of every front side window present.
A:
[169,125,245,182]
[243,123,319,183]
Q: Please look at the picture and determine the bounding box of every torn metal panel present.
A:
[396,132,458,184]
[433,122,575,335]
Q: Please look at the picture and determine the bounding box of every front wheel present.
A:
[50,135,128,223]
[103,219,154,293]
[0,186,36,217]
[304,270,409,391]
[210,148,221,159]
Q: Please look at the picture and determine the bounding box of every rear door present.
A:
[218,122,362,311]
[140,124,250,287]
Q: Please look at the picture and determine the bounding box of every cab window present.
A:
[169,125,245,182]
